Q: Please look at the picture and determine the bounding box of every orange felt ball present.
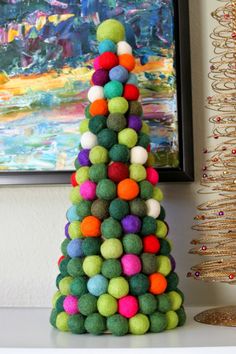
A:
[89,99,108,117]
[119,54,136,72]
[149,273,167,295]
[117,178,139,201]
[81,216,101,237]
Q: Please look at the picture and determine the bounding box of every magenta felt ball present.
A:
[92,69,109,86]
[146,167,159,185]
[121,215,141,234]
[127,115,142,132]
[80,181,97,200]
[118,295,139,318]
[63,295,78,315]
[94,57,101,70]
[121,254,141,276]
[78,149,91,166]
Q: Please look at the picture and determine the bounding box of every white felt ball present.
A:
[88,85,104,102]
[145,198,161,219]
[80,131,98,149]
[117,41,132,55]
[130,146,148,165]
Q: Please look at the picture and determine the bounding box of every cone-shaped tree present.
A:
[50,19,186,336]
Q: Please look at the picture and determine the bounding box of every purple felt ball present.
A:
[65,222,70,239]
[121,215,141,234]
[78,149,91,166]
[169,255,176,271]
[92,69,110,86]
[127,115,142,132]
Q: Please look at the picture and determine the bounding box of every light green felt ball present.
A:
[89,146,108,164]
[83,256,103,277]
[152,187,164,202]
[167,291,183,311]
[58,276,73,295]
[79,119,89,133]
[97,294,118,317]
[52,290,61,308]
[129,163,147,182]
[108,276,129,299]
[141,121,150,134]
[155,220,168,238]
[108,97,129,114]
[89,163,107,183]
[118,128,138,148]
[97,19,125,43]
[68,221,82,239]
[75,166,89,184]
[166,310,179,330]
[70,186,83,205]
[104,80,123,99]
[56,312,69,331]
[100,239,123,259]
[156,255,172,276]
[129,314,150,335]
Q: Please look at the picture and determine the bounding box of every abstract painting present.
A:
[0,0,182,180]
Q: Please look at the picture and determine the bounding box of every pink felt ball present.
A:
[121,254,141,276]
[146,167,159,185]
[118,295,139,318]
[63,295,78,315]
[80,180,97,200]
[94,57,102,70]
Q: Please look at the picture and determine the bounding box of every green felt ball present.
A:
[176,307,186,327]
[56,274,64,289]
[101,217,122,239]
[156,255,172,276]
[68,314,86,334]
[109,198,129,220]
[104,80,123,99]
[56,312,69,332]
[137,132,150,149]
[52,290,61,308]
[108,97,129,114]
[156,294,172,313]
[108,276,129,299]
[70,186,83,205]
[109,144,130,163]
[139,293,157,315]
[141,216,157,235]
[159,207,166,220]
[74,157,80,170]
[83,256,103,277]
[97,19,125,43]
[153,187,164,202]
[139,181,154,200]
[129,273,149,296]
[67,258,85,277]
[89,163,107,183]
[129,163,147,182]
[141,121,150,134]
[76,200,92,219]
[167,291,183,311]
[79,119,89,134]
[122,233,143,254]
[75,166,89,184]
[82,237,102,256]
[101,259,122,279]
[128,101,143,116]
[68,221,82,239]
[84,313,106,335]
[118,128,138,148]
[59,276,73,295]
[88,115,107,134]
[101,239,123,259]
[149,312,167,333]
[59,257,70,276]
[55,295,66,313]
[50,309,58,328]
[89,146,108,164]
[61,239,70,256]
[166,272,179,292]
[141,253,157,275]
[97,294,118,317]
[107,314,129,336]
[97,128,117,149]
[129,198,147,217]
[78,294,98,316]
[70,276,88,297]
[159,239,171,255]
[166,310,179,330]
[85,104,92,119]
[91,199,110,220]
[155,220,168,238]
[129,314,149,335]
[96,179,117,200]
[107,113,127,132]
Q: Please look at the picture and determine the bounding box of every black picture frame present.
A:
[0,0,193,185]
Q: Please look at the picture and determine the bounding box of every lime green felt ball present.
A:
[176,307,187,327]
[138,293,157,315]
[89,163,107,182]
[85,313,106,335]
[88,115,107,134]
[107,113,127,132]
[70,276,88,297]
[129,198,147,217]
[156,294,172,313]
[67,258,85,277]
[61,238,70,256]
[79,119,89,134]
[82,237,102,256]
[156,255,172,276]
[97,19,125,43]
[89,146,108,164]
[96,179,117,200]
[68,314,86,334]
[152,187,164,202]
[104,80,123,99]
[108,276,129,299]
[56,311,69,331]
[50,309,58,328]
[167,291,183,311]
[129,314,150,335]
[76,200,92,219]
[109,144,130,162]
[109,198,129,220]
[139,180,154,200]
[83,256,103,277]
[101,259,122,279]
[75,166,89,184]
[149,312,167,333]
[118,128,138,148]
[166,272,179,291]
[155,220,168,238]
[100,239,123,259]
[58,276,73,295]
[107,314,129,336]
[122,233,143,254]
[141,121,150,134]
[68,221,82,239]
[101,217,122,239]
[129,163,147,182]
[70,186,83,205]
[52,290,61,308]
[91,199,110,220]
[97,129,117,149]
[166,310,179,330]
[175,289,185,303]
[97,294,118,317]
[108,97,129,114]
[78,293,98,316]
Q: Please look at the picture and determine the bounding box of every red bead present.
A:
[99,52,118,70]
[201,245,207,251]
[229,274,235,280]
[232,32,236,39]
[108,162,129,183]
[71,172,78,186]
[123,84,140,101]
[58,255,65,266]
[232,149,236,154]
[216,116,221,122]
[143,235,161,254]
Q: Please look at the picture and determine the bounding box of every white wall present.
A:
[0,0,234,307]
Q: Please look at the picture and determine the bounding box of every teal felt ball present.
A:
[109,198,129,220]
[49,309,58,328]
[149,312,167,333]
[89,163,107,183]
[129,273,149,296]
[59,257,70,276]
[107,314,129,336]
[55,295,66,313]
[159,239,171,255]
[68,314,86,334]
[129,198,147,217]
[166,272,179,291]
[156,294,172,313]
[98,39,117,54]
[97,128,117,149]
[67,258,85,277]
[122,233,143,254]
[141,216,157,235]
[104,80,123,99]
[128,101,143,116]
[138,132,151,149]
[176,306,187,326]
[70,276,88,297]
[138,293,157,315]
[87,275,109,296]
[141,253,157,275]
[96,179,116,200]
[78,294,98,316]
[82,237,102,256]
[88,115,107,134]
[56,274,63,289]
[107,113,127,132]
[101,217,122,239]
[76,200,92,219]
[91,199,110,220]
[139,181,154,200]
[101,259,122,279]
[109,144,130,163]
[97,19,125,43]
[61,239,70,256]
[84,313,106,335]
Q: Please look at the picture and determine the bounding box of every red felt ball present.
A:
[143,235,161,254]
[99,52,119,70]
[71,172,78,187]
[108,162,129,183]
[147,144,151,152]
[123,84,139,101]
[58,255,65,266]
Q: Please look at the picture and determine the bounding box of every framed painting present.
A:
[0,0,193,185]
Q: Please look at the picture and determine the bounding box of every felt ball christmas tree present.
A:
[50,19,186,336]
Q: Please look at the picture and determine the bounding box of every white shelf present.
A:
[0,307,236,353]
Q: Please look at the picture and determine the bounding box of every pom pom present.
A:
[129,314,150,335]
[109,198,129,220]
[138,132,151,149]
[92,69,109,86]
[129,163,147,182]
[141,253,157,275]
[118,295,138,318]
[80,131,98,149]
[127,73,138,85]
[168,291,183,311]
[119,54,135,71]
[101,259,122,279]
[93,56,101,70]
[121,214,141,234]
[109,144,130,163]
[68,314,86,334]
[117,178,139,200]
[79,119,89,134]
[176,307,187,327]
[107,314,129,336]
[70,276,88,297]
[80,180,97,201]
[101,217,122,239]
[78,293,97,316]
[84,313,106,335]
[68,221,82,239]
[156,255,172,276]
[99,52,118,70]
[59,257,69,275]
[70,172,78,187]
[87,274,108,297]
[67,238,83,258]
[141,216,157,235]
[139,180,154,200]
[88,85,104,102]
[146,167,159,185]
[82,237,102,256]
[78,149,91,166]
[108,97,129,114]
[89,163,107,183]
[89,146,108,164]
[143,235,160,254]
[100,239,123,259]
[152,187,164,201]
[149,312,167,333]
[57,255,65,267]
[75,166,89,184]
[108,276,129,299]
[130,146,148,164]
[81,215,101,237]
[50,309,58,328]
[104,80,123,99]
[118,128,138,148]
[61,238,69,256]
[128,101,143,116]
[97,128,117,149]
[129,273,149,296]
[82,255,103,277]
[108,162,129,183]
[109,65,129,83]
[89,98,108,117]
[123,84,139,101]
[127,115,142,132]
[97,294,117,317]
[63,295,78,315]
[117,41,132,55]
[56,312,69,332]
[88,115,107,134]
[97,19,125,43]
[156,220,168,238]
[107,113,127,132]
[98,39,117,54]
[58,276,73,296]
[96,179,116,200]
[67,258,84,277]
[69,186,83,205]
[122,233,143,255]
[121,254,142,276]
[149,273,167,295]
[129,198,147,217]
[91,199,110,220]
[159,238,171,256]
[145,198,161,218]
[166,310,179,330]
[138,293,157,315]
[156,294,172,313]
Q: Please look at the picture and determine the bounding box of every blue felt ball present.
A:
[98,39,117,54]
[87,274,108,296]
[109,65,129,83]
[67,239,83,258]
[66,206,81,222]
[127,73,138,86]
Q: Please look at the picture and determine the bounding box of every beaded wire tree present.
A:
[50,19,186,336]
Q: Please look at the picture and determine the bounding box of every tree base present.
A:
[194,306,236,326]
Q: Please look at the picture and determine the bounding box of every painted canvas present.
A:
[0,0,178,173]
